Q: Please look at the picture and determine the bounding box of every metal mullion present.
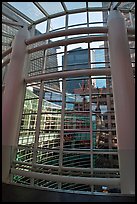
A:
[31,23,50,185]
[13,160,119,173]
[89,77,94,192]
[3,2,34,24]
[58,78,66,189]
[33,2,49,18]
[57,14,67,184]
[130,3,135,11]
[93,129,116,132]
[25,68,111,84]
[17,146,118,155]
[41,112,61,115]
[111,2,122,10]
[87,10,94,192]
[61,2,68,14]
[58,16,68,186]
[90,47,108,50]
[27,35,108,54]
[31,8,108,26]
[11,168,120,186]
[2,4,29,27]
[29,17,48,27]
[31,81,44,185]
[26,27,108,46]
[68,22,87,28]
[89,21,105,25]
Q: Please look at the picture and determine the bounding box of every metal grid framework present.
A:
[2,2,135,195]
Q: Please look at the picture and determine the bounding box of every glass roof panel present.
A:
[64,2,86,10]
[88,2,103,7]
[101,2,111,8]
[36,21,47,34]
[68,12,87,26]
[8,2,45,21]
[50,15,65,31]
[38,2,64,15]
[89,11,102,23]
[118,2,134,10]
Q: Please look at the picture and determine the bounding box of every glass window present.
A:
[8,2,45,21]
[50,15,65,31]
[89,11,103,23]
[38,2,64,15]
[64,2,86,10]
[88,2,102,8]
[36,21,47,34]
[68,12,87,27]
[118,2,134,10]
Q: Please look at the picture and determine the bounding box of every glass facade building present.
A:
[2,2,135,197]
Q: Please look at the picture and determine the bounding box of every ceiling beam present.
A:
[33,2,49,18]
[3,2,34,24]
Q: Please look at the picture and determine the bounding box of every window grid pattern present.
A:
[2,2,135,194]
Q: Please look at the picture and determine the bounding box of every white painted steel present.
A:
[108,10,135,194]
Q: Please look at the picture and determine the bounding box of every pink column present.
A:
[108,10,135,194]
[2,26,29,182]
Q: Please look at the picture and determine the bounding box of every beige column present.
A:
[2,26,29,183]
[107,10,135,194]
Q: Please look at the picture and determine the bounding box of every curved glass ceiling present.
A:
[38,2,64,15]
[64,2,86,10]
[8,2,45,21]
[6,2,135,24]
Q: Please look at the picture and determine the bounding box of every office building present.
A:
[62,47,89,93]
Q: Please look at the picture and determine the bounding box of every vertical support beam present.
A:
[87,9,94,192]
[89,77,94,192]
[108,10,135,194]
[58,78,66,189]
[31,19,50,186]
[2,26,29,183]
[58,13,68,189]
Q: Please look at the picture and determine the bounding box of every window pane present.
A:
[64,2,86,10]
[50,15,65,31]
[88,2,102,8]
[38,2,64,15]
[8,2,45,21]
[89,11,103,23]
[68,12,87,26]
[36,21,47,34]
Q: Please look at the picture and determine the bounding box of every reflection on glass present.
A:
[37,151,59,166]
[63,153,90,167]
[93,154,119,168]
